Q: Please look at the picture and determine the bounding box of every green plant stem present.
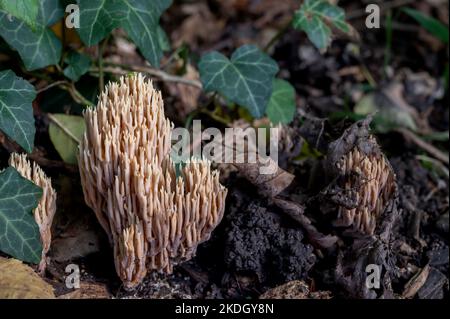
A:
[361,64,377,88]
[264,18,293,52]
[199,109,230,126]
[98,37,109,91]
[384,10,393,78]
[160,45,188,70]
[185,93,219,129]
[59,82,94,107]
[36,80,67,94]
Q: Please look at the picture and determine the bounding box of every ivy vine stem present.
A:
[264,18,293,53]
[91,62,203,89]
[98,36,110,91]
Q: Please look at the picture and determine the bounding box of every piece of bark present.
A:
[234,159,294,197]
[402,264,430,298]
[272,197,338,249]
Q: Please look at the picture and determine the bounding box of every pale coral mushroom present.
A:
[334,141,396,235]
[327,119,397,236]
[8,153,57,273]
[79,74,227,289]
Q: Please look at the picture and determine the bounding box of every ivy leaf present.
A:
[0,167,43,264]
[76,0,124,47]
[63,51,91,81]
[402,8,449,44]
[120,0,171,67]
[266,79,296,124]
[48,114,86,165]
[0,70,36,153]
[0,0,63,70]
[157,25,171,52]
[0,0,39,30]
[39,0,64,26]
[199,45,279,118]
[76,0,172,66]
[293,0,351,50]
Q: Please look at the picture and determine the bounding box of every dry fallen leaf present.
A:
[165,64,202,117]
[0,257,55,299]
[172,3,225,49]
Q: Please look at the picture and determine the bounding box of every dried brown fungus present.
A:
[327,118,397,236]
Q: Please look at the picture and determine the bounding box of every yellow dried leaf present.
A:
[0,257,55,299]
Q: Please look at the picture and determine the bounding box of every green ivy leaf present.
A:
[0,0,39,30]
[0,167,43,264]
[0,70,36,153]
[48,114,86,165]
[199,45,279,118]
[266,79,296,124]
[63,51,91,81]
[402,8,449,44]
[39,0,64,26]
[293,0,351,50]
[0,0,63,70]
[120,0,172,67]
[76,0,124,47]
[157,24,171,52]
[77,0,172,66]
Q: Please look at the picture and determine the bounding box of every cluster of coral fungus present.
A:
[328,121,397,236]
[78,74,227,289]
[8,153,57,273]
[335,144,396,235]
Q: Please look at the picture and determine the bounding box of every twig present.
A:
[28,153,78,174]
[36,80,68,94]
[36,79,94,106]
[0,131,77,173]
[397,128,449,165]
[416,155,449,179]
[93,62,203,89]
[59,82,94,107]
